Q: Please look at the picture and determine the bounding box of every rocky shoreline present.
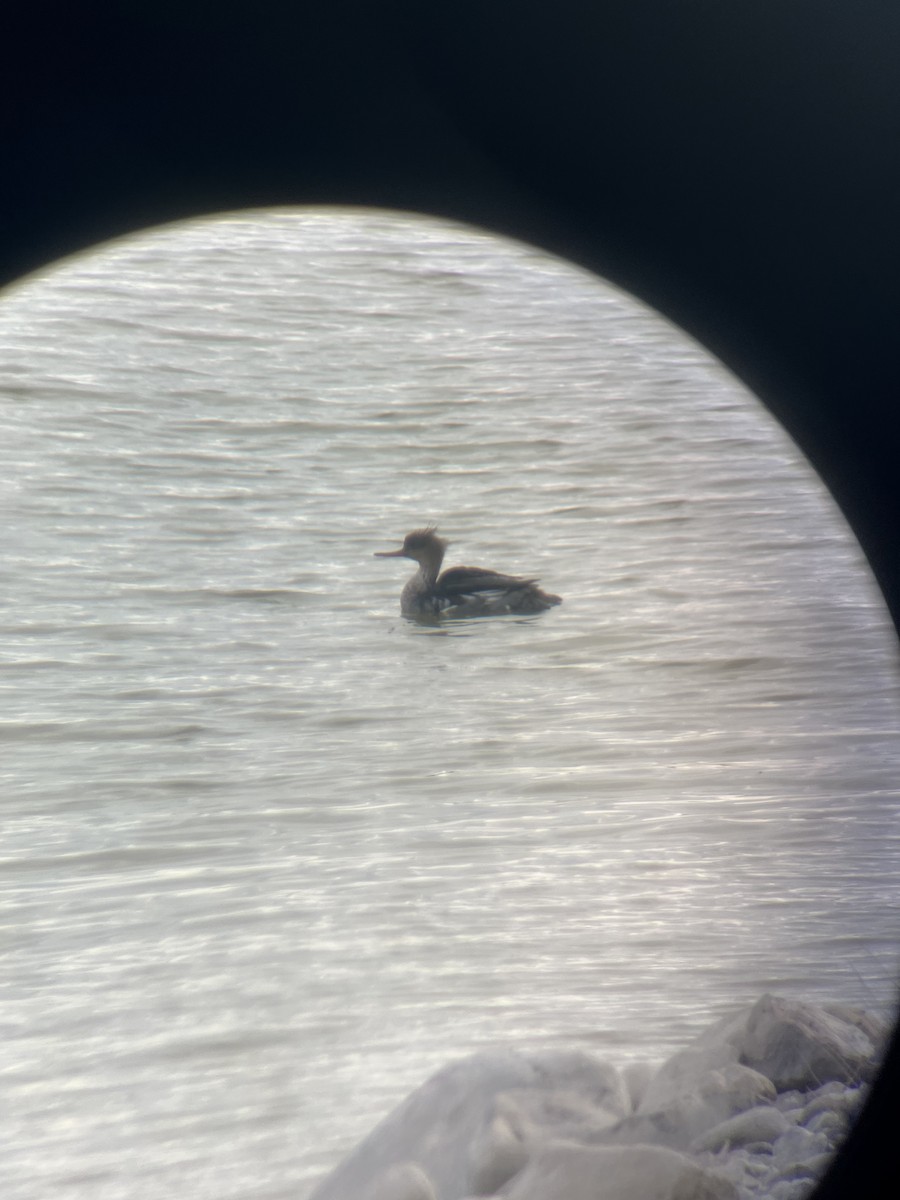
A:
[308,995,887,1200]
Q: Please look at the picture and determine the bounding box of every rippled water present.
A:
[2,209,899,1199]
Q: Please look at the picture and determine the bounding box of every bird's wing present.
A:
[436,566,537,598]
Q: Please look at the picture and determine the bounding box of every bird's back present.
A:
[434,565,561,615]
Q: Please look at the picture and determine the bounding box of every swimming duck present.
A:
[375,527,562,619]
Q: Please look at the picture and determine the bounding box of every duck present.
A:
[375,527,562,619]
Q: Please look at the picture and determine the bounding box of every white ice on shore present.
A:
[307,995,888,1200]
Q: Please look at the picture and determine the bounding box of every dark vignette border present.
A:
[4,3,898,1197]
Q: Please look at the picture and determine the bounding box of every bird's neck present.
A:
[416,551,443,588]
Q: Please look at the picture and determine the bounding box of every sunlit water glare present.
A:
[2,209,898,1199]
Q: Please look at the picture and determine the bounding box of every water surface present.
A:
[2,209,898,1199]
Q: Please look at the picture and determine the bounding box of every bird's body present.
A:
[375,528,562,619]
